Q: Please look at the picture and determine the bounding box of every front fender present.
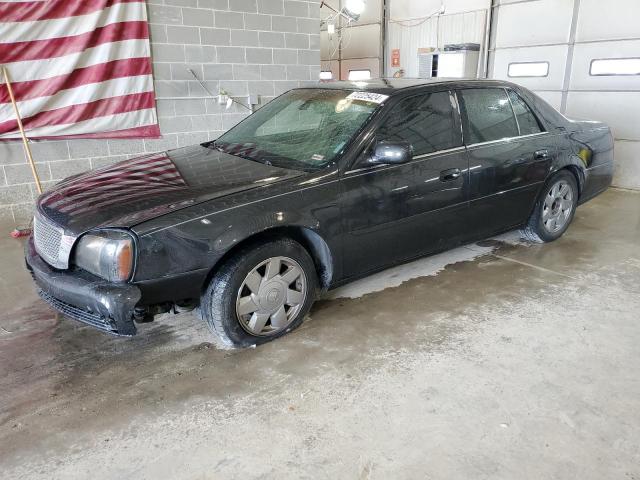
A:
[131,179,342,291]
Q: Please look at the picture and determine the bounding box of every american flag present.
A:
[0,0,160,139]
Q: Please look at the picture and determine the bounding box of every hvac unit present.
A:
[438,43,481,78]
[417,49,438,78]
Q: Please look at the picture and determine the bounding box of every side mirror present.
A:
[369,140,413,165]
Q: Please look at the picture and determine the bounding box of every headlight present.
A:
[74,231,135,282]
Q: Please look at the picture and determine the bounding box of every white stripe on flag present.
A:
[0,74,154,123]
[1,2,147,43]
[4,39,150,82]
[0,108,157,138]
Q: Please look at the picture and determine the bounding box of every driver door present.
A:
[340,90,470,278]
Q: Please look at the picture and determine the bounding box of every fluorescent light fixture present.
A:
[590,57,640,76]
[345,0,365,15]
[348,69,371,80]
[320,0,365,23]
[508,62,549,77]
[343,0,365,21]
[319,71,333,80]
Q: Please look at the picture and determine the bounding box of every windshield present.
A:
[213,89,381,171]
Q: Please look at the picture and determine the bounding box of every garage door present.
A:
[320,0,384,81]
[489,0,640,190]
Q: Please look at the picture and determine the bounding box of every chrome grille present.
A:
[33,213,75,269]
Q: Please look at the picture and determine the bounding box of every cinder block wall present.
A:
[0,0,321,226]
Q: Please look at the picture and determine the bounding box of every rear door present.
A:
[340,89,469,277]
[456,87,555,237]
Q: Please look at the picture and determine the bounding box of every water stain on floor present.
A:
[1,189,639,479]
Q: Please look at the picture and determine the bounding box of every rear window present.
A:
[507,90,543,135]
[458,88,519,144]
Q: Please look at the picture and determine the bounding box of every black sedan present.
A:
[26,79,614,347]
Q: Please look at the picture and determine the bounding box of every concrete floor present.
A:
[0,188,639,479]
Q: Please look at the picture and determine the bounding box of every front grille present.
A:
[33,213,75,269]
[33,214,62,265]
[38,290,118,334]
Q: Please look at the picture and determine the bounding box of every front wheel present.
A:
[200,239,318,347]
[522,170,578,243]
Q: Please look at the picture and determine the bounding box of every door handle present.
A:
[440,168,461,182]
[534,149,549,160]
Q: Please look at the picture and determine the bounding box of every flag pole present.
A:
[2,66,42,194]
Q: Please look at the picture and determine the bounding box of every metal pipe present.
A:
[482,2,493,78]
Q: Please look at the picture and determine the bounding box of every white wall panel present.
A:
[387,10,487,77]
[438,10,488,46]
[495,0,573,48]
[532,90,563,111]
[565,91,640,141]
[490,0,640,189]
[492,44,569,90]
[576,0,640,42]
[569,40,640,91]
[340,24,381,59]
[320,31,340,60]
[391,0,488,18]
[612,140,640,190]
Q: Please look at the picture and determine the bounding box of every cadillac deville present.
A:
[26,79,614,346]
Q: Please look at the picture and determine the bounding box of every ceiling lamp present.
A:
[320,0,366,24]
[343,0,365,21]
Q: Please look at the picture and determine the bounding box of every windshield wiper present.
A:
[211,141,273,166]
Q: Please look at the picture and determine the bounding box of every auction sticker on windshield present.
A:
[346,92,389,104]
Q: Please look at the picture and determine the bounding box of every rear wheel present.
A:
[200,239,317,347]
[522,170,578,243]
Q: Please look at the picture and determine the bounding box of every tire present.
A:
[522,170,578,243]
[200,238,318,347]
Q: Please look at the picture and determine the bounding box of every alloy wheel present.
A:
[235,256,307,336]
[542,179,574,234]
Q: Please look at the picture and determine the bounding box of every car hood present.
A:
[36,144,306,234]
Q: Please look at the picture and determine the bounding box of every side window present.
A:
[459,88,519,144]
[376,91,461,156]
[507,90,543,135]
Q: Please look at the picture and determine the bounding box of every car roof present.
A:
[307,78,515,95]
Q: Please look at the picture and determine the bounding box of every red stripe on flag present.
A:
[0,58,152,104]
[29,124,162,140]
[0,91,156,134]
[0,0,143,23]
[0,21,150,63]
[1,124,161,140]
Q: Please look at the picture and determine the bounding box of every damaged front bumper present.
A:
[25,236,141,336]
